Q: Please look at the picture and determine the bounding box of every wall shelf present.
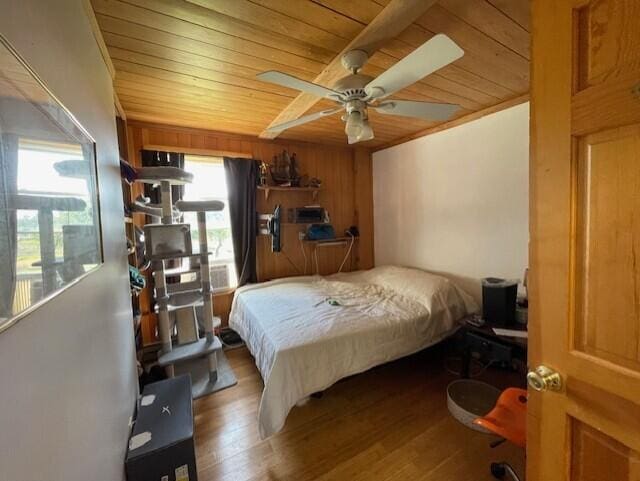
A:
[303,236,358,247]
[257,185,320,201]
[281,222,323,226]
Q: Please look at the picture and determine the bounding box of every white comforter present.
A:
[229,265,478,438]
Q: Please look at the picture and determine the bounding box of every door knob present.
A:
[527,365,563,392]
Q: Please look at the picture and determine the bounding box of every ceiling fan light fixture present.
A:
[345,111,364,137]
[357,119,374,142]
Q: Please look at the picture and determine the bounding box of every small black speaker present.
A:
[482,277,518,327]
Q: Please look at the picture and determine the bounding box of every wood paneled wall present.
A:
[126,121,374,344]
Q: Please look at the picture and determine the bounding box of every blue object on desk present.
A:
[306,223,335,240]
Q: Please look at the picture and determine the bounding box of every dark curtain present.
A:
[0,133,19,318]
[141,149,185,206]
[223,157,258,286]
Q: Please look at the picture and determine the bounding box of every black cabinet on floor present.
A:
[126,375,197,481]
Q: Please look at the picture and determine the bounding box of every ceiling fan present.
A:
[257,34,464,144]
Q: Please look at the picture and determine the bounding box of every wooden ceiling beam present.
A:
[259,0,439,140]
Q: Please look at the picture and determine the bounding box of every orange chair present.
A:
[473,387,527,481]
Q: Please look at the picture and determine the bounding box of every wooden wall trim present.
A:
[127,120,366,153]
[373,93,530,152]
[142,144,252,158]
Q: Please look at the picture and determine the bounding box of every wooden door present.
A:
[529,0,640,479]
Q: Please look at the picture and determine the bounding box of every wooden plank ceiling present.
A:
[92,0,530,149]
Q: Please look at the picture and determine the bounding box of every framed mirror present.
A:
[0,34,103,332]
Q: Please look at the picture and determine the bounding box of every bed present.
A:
[229,265,478,438]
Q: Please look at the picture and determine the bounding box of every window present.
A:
[182,155,236,290]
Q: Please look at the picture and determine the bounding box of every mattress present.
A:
[229,265,478,438]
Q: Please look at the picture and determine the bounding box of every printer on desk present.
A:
[287,206,325,224]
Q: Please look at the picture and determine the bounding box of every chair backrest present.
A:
[473,387,527,448]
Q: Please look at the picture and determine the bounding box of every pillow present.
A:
[344,265,479,318]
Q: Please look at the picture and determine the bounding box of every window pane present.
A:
[182,157,227,199]
[183,156,236,290]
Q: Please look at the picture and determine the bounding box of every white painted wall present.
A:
[0,2,137,481]
[373,103,529,302]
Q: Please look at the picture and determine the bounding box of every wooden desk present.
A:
[459,318,527,378]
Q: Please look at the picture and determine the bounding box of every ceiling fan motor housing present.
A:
[333,73,374,101]
[341,49,369,72]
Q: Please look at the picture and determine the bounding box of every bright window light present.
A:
[182,155,236,290]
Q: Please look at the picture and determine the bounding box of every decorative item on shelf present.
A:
[258,161,268,186]
[308,177,322,188]
[290,153,300,187]
[269,149,301,186]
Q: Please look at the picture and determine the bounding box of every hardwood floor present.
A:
[193,345,525,480]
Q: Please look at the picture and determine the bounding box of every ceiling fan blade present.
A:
[374,100,460,121]
[365,34,464,99]
[257,71,342,99]
[266,108,342,133]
